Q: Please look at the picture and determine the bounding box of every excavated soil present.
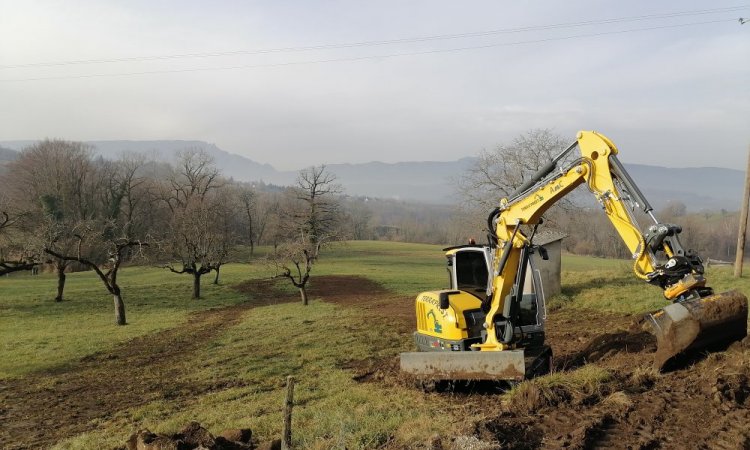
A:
[331,282,750,449]
[2,275,749,449]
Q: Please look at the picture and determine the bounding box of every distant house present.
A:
[373,225,401,240]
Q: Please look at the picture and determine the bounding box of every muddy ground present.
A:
[320,276,750,450]
[1,275,748,449]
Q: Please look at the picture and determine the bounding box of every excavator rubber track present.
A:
[645,290,748,370]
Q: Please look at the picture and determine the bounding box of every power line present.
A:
[1,5,747,70]
[0,18,740,83]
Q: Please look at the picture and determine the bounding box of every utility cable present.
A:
[0,18,740,82]
[1,5,746,70]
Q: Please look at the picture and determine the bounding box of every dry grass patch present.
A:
[506,365,612,413]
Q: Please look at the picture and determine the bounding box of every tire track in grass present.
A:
[0,279,295,450]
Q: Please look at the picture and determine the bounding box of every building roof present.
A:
[533,229,567,246]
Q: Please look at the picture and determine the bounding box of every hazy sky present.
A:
[1,1,748,170]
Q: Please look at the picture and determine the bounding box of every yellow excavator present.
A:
[400,131,748,382]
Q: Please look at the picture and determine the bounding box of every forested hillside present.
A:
[1,139,743,209]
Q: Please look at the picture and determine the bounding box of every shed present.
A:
[524,230,566,298]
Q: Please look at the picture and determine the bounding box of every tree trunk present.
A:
[55,268,66,302]
[299,286,308,306]
[213,265,220,285]
[250,240,254,256]
[193,272,201,299]
[113,291,126,325]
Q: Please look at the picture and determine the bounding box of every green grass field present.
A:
[0,241,446,379]
[1,241,748,449]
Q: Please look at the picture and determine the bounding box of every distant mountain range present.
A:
[0,140,744,211]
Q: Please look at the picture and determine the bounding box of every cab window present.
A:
[518,293,539,326]
[455,251,488,297]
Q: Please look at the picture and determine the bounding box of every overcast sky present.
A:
[1,1,748,170]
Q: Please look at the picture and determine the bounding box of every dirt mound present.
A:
[475,417,542,450]
[469,324,750,449]
[556,330,656,370]
[120,421,259,450]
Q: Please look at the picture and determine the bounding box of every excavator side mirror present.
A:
[439,292,450,309]
[538,246,549,261]
[439,290,461,309]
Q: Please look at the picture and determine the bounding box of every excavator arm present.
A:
[477,131,714,352]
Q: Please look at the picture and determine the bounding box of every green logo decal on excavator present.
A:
[521,193,545,211]
[426,309,442,334]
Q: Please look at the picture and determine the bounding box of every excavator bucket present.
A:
[645,290,748,370]
[400,350,526,381]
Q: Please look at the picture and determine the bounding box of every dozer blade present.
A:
[645,290,748,370]
[399,350,525,381]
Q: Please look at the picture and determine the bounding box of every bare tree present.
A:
[457,129,573,211]
[0,194,37,275]
[660,200,688,219]
[44,223,149,325]
[158,151,235,298]
[288,165,343,245]
[162,149,221,212]
[212,192,240,284]
[3,140,99,299]
[237,185,258,255]
[270,165,345,304]
[342,199,373,240]
[271,236,321,305]
[41,155,154,324]
[259,193,284,249]
[162,192,235,297]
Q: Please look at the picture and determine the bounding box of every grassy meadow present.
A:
[1,240,748,449]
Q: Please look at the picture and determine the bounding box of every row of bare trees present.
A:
[3,133,741,325]
[0,140,346,323]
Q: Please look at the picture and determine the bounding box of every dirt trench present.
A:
[456,309,750,450]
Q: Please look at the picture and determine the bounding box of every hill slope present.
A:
[0,140,743,209]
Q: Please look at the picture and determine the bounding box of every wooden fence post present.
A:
[281,376,295,450]
[734,145,750,277]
